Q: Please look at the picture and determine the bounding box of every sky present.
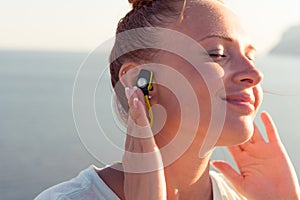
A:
[1,0,300,54]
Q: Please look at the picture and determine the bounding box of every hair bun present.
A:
[128,0,155,9]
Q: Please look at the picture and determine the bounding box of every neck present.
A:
[163,152,213,200]
[153,116,214,200]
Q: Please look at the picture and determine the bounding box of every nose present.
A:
[232,58,264,87]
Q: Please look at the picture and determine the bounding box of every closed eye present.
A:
[246,52,256,62]
[209,53,226,58]
[245,45,257,62]
[209,53,227,62]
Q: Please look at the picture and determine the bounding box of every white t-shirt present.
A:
[35,165,246,200]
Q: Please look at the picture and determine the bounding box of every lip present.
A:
[221,93,255,114]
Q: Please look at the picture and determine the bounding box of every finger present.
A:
[128,98,150,130]
[127,87,149,125]
[126,87,154,140]
[211,160,243,190]
[130,86,151,121]
[125,86,139,101]
[125,87,157,151]
[251,123,266,143]
[260,111,280,143]
[127,86,146,108]
[125,87,131,99]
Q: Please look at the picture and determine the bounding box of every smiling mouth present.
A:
[221,94,255,114]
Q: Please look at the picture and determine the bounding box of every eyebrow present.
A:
[199,34,233,42]
[199,34,257,52]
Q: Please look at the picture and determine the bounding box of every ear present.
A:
[118,62,139,87]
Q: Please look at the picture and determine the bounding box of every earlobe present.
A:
[118,62,139,88]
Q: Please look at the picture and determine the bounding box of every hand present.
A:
[122,86,166,200]
[212,111,300,200]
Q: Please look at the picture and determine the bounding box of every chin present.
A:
[216,115,254,146]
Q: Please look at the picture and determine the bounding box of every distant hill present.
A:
[270,25,300,55]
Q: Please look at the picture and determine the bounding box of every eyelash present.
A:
[247,54,256,61]
[209,53,226,58]
[208,53,227,62]
[209,53,256,63]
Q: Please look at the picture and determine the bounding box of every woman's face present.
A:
[150,0,263,148]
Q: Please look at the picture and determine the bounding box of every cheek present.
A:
[194,64,225,105]
[179,63,225,119]
[191,64,225,112]
[202,63,225,78]
[188,62,225,91]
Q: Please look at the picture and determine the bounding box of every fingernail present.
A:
[133,86,138,91]
[125,87,130,99]
[133,97,139,109]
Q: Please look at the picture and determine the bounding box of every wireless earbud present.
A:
[136,69,154,126]
[136,69,153,96]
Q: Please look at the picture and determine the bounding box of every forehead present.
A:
[175,0,248,42]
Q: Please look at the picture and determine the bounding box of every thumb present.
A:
[211,161,243,191]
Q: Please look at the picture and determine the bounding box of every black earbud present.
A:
[136,69,153,96]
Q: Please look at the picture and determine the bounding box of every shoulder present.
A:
[210,171,247,200]
[34,165,120,200]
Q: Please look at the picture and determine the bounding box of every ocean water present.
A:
[0,50,299,200]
